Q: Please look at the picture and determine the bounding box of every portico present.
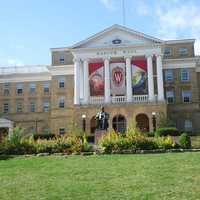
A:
[73,52,164,105]
[70,24,165,106]
[0,118,14,139]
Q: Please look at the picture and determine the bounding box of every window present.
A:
[59,55,65,64]
[112,115,126,133]
[179,47,188,56]
[43,128,50,134]
[3,83,10,96]
[59,128,65,135]
[59,97,65,108]
[3,103,9,113]
[17,83,23,95]
[29,83,36,94]
[43,101,50,112]
[30,102,36,112]
[43,83,50,93]
[29,127,36,133]
[165,69,173,82]
[181,69,189,82]
[166,91,175,103]
[16,102,23,113]
[182,90,191,103]
[184,120,192,132]
[164,47,172,56]
[59,78,65,88]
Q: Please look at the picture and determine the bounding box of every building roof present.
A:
[69,24,163,49]
[0,65,49,75]
[50,24,195,52]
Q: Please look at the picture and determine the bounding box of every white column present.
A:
[74,58,80,105]
[156,54,164,101]
[125,57,132,102]
[79,61,84,100]
[104,57,111,103]
[147,55,155,102]
[83,59,89,104]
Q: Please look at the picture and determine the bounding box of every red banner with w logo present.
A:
[110,62,126,96]
[89,62,104,96]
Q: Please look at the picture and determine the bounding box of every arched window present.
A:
[112,115,126,133]
[136,113,149,132]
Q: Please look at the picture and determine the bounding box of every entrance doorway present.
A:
[112,115,126,133]
[0,118,14,141]
[136,114,149,132]
[0,127,8,141]
[90,116,97,134]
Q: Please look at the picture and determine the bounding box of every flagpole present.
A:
[122,0,126,26]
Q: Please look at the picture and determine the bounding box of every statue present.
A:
[95,106,109,131]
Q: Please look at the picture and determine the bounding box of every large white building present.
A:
[0,24,200,137]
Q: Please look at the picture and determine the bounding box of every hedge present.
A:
[33,133,56,140]
[155,127,180,137]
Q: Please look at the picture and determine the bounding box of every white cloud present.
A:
[155,1,200,55]
[99,0,119,11]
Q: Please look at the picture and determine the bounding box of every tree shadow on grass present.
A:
[0,155,15,160]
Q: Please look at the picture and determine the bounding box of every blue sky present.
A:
[0,0,200,67]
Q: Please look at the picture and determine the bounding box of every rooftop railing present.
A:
[0,65,49,75]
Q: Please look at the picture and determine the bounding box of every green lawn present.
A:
[0,153,200,200]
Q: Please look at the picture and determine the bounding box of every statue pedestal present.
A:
[95,130,107,145]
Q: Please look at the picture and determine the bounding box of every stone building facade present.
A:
[0,24,200,136]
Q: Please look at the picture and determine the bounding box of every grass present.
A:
[0,153,200,200]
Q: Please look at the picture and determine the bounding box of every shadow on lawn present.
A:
[0,155,15,160]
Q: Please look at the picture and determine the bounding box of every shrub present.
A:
[0,130,85,155]
[9,127,23,146]
[0,137,36,155]
[143,132,155,137]
[101,132,160,153]
[116,137,134,151]
[33,135,82,154]
[0,127,36,155]
[134,136,158,150]
[157,113,175,128]
[155,127,179,137]
[126,119,141,137]
[156,136,175,149]
[82,135,93,152]
[179,133,191,149]
[33,133,56,140]
[101,132,120,153]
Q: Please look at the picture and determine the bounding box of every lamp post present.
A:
[152,112,156,132]
[35,118,38,134]
[82,114,86,132]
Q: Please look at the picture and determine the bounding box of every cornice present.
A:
[70,43,162,53]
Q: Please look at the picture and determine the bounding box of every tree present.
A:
[157,112,175,128]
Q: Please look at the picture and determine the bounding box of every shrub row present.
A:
[100,132,191,154]
[0,127,192,155]
[101,132,176,153]
[0,128,93,155]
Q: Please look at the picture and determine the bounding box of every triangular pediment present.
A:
[70,24,163,49]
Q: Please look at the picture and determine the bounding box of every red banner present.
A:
[110,62,126,96]
[89,62,104,96]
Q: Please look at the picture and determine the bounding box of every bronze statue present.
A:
[95,106,109,131]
